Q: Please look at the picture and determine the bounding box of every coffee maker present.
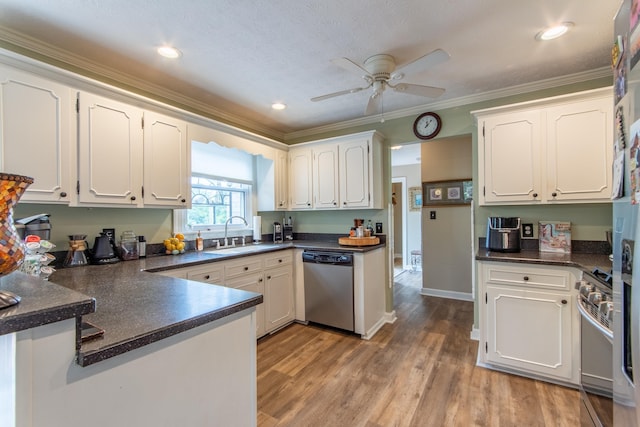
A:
[273,222,283,243]
[64,235,89,267]
[91,232,120,264]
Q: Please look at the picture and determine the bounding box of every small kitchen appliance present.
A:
[283,217,294,241]
[486,217,521,252]
[64,235,89,267]
[15,213,51,240]
[273,222,283,243]
[91,232,120,264]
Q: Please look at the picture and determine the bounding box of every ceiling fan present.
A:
[311,49,450,116]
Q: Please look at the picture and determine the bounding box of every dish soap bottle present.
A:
[196,231,204,251]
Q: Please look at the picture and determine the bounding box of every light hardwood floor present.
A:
[257,271,580,426]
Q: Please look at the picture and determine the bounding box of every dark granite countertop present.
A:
[476,249,612,280]
[46,239,387,366]
[0,271,95,336]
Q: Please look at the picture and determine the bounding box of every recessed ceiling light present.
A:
[157,46,182,59]
[390,145,402,150]
[536,22,574,41]
[271,103,287,110]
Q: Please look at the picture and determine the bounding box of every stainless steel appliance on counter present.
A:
[486,217,521,252]
[303,250,354,332]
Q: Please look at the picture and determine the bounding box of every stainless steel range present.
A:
[577,269,613,427]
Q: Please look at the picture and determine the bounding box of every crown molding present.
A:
[0,26,287,142]
[283,67,612,142]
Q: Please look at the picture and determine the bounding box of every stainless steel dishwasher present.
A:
[303,250,354,332]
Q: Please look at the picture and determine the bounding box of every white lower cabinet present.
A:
[478,261,579,385]
[155,249,295,339]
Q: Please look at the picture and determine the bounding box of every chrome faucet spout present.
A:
[224,216,248,247]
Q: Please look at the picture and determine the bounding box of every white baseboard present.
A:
[470,327,480,341]
[361,311,397,340]
[420,288,474,302]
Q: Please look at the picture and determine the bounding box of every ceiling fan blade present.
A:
[391,49,450,80]
[392,83,445,98]
[331,57,371,77]
[365,92,382,115]
[311,86,368,102]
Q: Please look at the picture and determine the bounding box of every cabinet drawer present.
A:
[186,265,223,284]
[225,258,263,278]
[264,251,292,269]
[483,262,573,291]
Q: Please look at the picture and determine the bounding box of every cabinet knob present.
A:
[204,275,210,280]
[307,203,311,206]
[278,259,283,263]
[131,196,136,201]
[181,198,186,203]
[343,201,347,205]
[60,191,67,198]
[551,192,557,198]
[267,275,272,280]
[561,299,567,305]
[523,276,529,281]
[244,266,249,271]
[532,193,538,198]
[333,201,337,206]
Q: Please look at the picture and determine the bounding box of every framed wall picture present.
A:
[409,186,422,211]
[423,179,472,206]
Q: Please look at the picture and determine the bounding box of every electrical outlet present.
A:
[522,223,534,238]
[430,211,436,220]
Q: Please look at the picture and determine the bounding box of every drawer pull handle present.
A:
[244,266,249,271]
[204,275,210,280]
[523,276,529,281]
[279,259,283,263]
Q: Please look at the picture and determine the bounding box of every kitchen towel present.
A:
[253,216,262,242]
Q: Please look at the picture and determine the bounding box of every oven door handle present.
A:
[576,296,613,344]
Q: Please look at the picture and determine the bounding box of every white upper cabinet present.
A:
[339,137,371,208]
[142,111,189,208]
[0,65,74,203]
[313,143,339,209]
[289,130,384,210]
[289,146,313,210]
[77,91,144,206]
[474,88,613,205]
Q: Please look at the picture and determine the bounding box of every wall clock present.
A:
[413,112,442,140]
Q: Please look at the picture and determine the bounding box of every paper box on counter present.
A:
[539,221,571,253]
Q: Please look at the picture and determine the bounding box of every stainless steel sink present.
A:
[204,243,283,255]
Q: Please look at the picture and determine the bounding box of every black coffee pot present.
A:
[91,233,120,264]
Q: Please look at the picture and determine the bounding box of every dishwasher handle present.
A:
[302,251,353,266]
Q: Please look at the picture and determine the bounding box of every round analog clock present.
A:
[413,112,442,140]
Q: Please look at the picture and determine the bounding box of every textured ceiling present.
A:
[0,0,617,140]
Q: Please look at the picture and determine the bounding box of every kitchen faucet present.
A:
[223,216,248,247]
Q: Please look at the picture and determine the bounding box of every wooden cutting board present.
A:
[338,236,380,246]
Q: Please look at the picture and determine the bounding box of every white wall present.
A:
[392,163,422,269]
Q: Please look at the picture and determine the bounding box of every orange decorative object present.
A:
[0,173,33,275]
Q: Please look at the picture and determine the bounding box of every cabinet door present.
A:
[479,110,542,204]
[143,112,189,207]
[275,149,289,210]
[0,65,73,203]
[264,265,294,332]
[339,138,370,208]
[546,97,612,202]
[485,285,573,381]
[313,144,339,208]
[77,92,143,206]
[226,273,265,338]
[289,147,313,209]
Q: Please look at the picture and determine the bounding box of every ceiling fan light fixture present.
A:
[271,102,287,110]
[157,45,182,59]
[536,22,573,41]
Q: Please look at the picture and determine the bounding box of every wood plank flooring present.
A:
[257,270,580,426]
